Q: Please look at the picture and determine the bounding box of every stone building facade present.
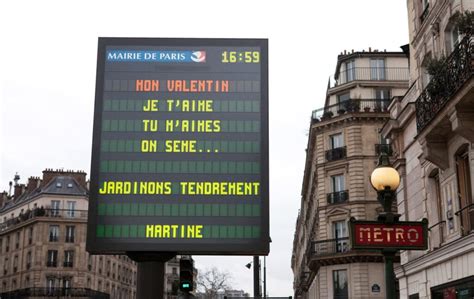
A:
[292,50,409,298]
[381,1,474,298]
[0,169,137,298]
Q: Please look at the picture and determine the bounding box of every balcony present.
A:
[416,35,473,133]
[326,146,347,161]
[375,144,393,156]
[0,208,87,233]
[307,237,384,272]
[0,288,109,299]
[312,99,391,123]
[336,67,409,86]
[327,190,349,204]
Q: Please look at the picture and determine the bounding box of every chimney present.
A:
[369,47,372,52]
[27,177,41,193]
[14,184,25,199]
[344,50,347,55]
[0,192,8,208]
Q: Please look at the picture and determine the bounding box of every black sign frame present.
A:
[87,38,269,255]
[349,218,428,250]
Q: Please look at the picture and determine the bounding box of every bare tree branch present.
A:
[197,267,233,299]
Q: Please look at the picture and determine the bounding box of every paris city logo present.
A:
[191,51,206,63]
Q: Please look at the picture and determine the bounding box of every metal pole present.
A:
[253,256,260,299]
[136,261,166,299]
[128,252,175,299]
[384,250,396,299]
[263,256,266,299]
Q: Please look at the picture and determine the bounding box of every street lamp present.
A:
[370,152,400,221]
[370,152,400,299]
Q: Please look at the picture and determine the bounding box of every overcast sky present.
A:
[0,0,408,296]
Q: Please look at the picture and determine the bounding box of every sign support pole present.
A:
[253,256,260,299]
[128,252,175,299]
[383,250,396,299]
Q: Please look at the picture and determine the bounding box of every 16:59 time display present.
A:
[221,51,260,63]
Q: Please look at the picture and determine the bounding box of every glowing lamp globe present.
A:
[370,166,400,191]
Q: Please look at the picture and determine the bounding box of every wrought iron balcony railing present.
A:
[327,190,349,204]
[46,261,57,267]
[0,208,87,233]
[63,261,74,268]
[336,67,409,85]
[375,144,393,156]
[312,99,390,122]
[309,237,351,257]
[326,146,347,161]
[415,35,473,132]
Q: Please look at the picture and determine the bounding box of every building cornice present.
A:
[311,113,389,133]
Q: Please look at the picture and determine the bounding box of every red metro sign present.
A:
[350,218,428,250]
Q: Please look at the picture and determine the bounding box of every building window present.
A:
[65,226,75,243]
[64,250,74,267]
[331,175,345,193]
[345,60,355,82]
[3,257,8,275]
[370,58,385,80]
[98,280,102,291]
[333,269,348,299]
[26,251,32,270]
[66,201,76,218]
[451,26,461,50]
[46,277,56,294]
[332,220,349,253]
[87,277,91,288]
[49,225,59,242]
[5,236,9,252]
[330,134,344,149]
[25,276,30,287]
[99,257,103,274]
[455,146,473,234]
[15,232,20,249]
[63,277,72,289]
[47,250,58,267]
[88,255,92,271]
[13,255,18,273]
[0,238,2,254]
[28,227,33,245]
[420,0,429,23]
[337,93,350,110]
[51,200,60,216]
[172,267,177,275]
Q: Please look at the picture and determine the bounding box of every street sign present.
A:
[349,218,428,250]
[87,38,269,255]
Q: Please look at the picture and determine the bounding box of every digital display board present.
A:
[87,38,269,255]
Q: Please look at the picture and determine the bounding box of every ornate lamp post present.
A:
[370,152,400,299]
